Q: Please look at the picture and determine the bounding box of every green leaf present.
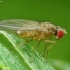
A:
[0,31,55,70]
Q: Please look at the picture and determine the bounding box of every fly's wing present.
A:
[0,19,43,33]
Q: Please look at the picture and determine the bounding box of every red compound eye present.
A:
[57,30,64,38]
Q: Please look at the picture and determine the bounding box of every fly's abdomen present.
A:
[17,31,34,37]
[17,30,51,40]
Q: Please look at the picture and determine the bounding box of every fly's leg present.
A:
[29,40,41,62]
[10,38,33,50]
[44,40,55,60]
[35,40,41,49]
[43,43,49,58]
[18,38,33,46]
[24,38,33,44]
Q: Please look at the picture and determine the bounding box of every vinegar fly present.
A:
[0,19,67,59]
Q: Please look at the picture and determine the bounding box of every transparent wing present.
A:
[0,19,43,32]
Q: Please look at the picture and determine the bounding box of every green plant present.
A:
[0,31,55,70]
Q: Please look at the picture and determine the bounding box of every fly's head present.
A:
[55,26,67,39]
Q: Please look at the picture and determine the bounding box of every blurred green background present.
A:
[0,0,70,70]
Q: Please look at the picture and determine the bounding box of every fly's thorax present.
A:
[40,22,56,34]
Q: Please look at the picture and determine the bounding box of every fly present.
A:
[0,19,67,59]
